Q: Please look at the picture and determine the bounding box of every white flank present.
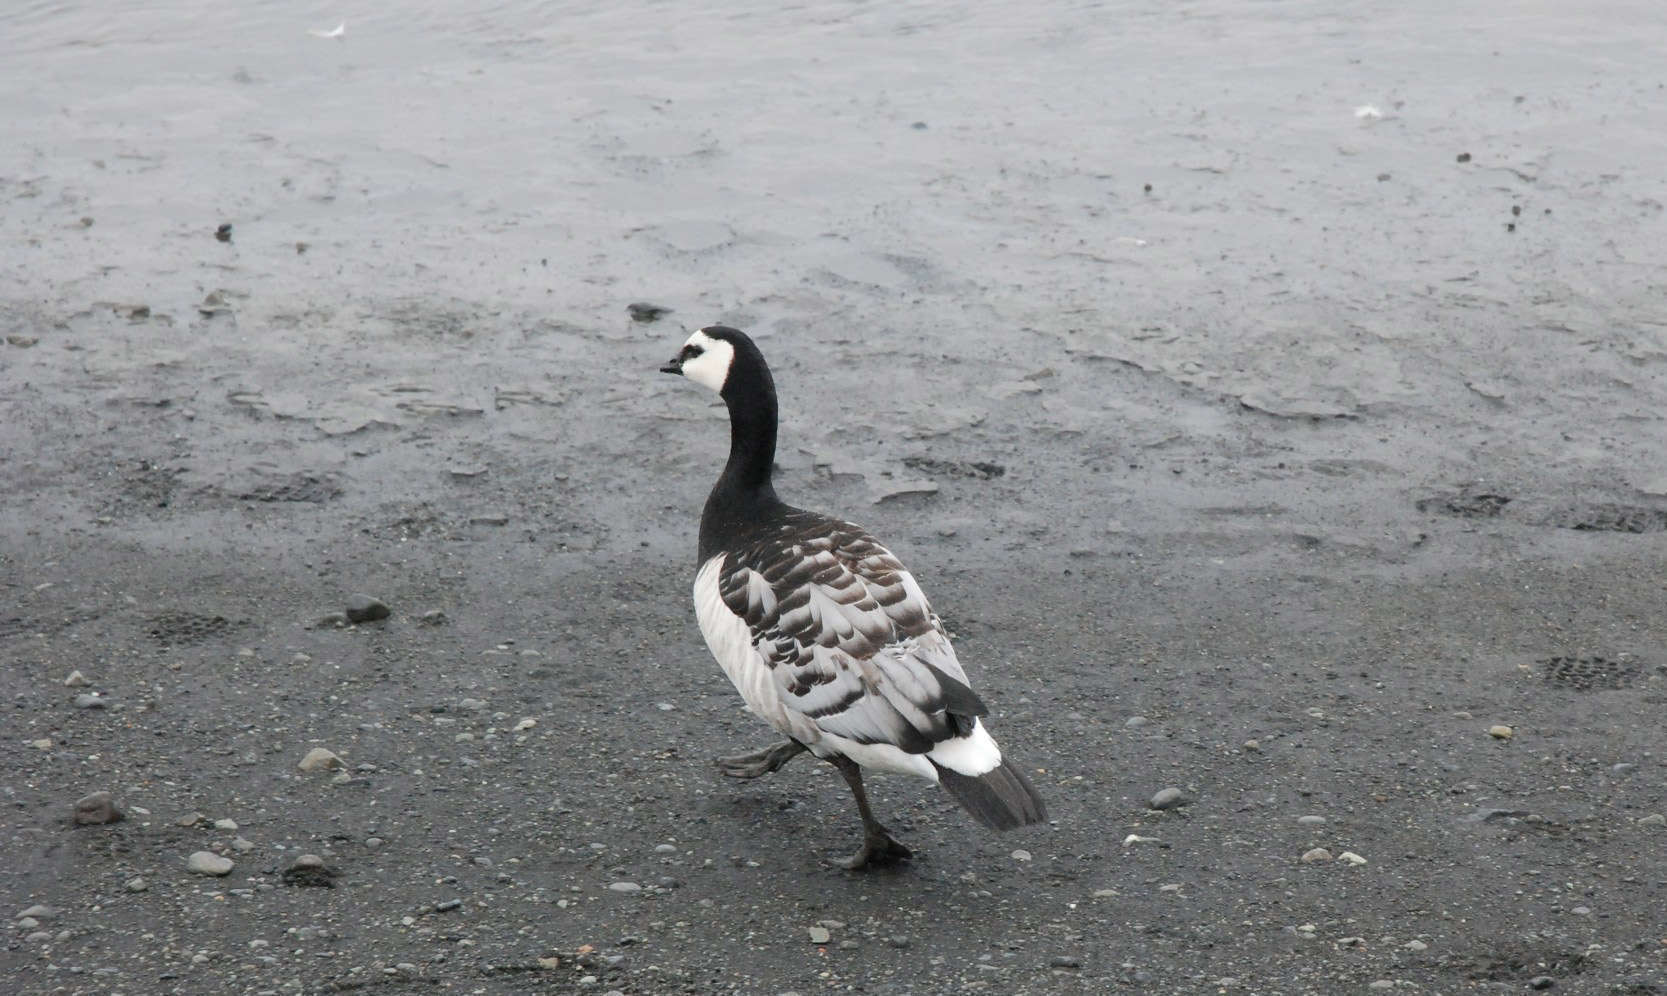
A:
[693,557,818,745]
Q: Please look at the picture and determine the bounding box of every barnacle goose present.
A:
[660,325,1046,869]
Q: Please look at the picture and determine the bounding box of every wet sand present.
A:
[4,1,1666,992]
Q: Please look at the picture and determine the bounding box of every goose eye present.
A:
[681,344,704,360]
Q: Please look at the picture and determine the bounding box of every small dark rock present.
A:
[418,609,449,626]
[434,899,463,913]
[215,222,233,242]
[282,854,339,888]
[344,595,390,623]
[1050,955,1083,968]
[627,302,672,323]
[1456,152,1472,163]
[1529,977,1555,990]
[73,791,125,825]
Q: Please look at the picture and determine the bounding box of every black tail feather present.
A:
[932,758,1047,831]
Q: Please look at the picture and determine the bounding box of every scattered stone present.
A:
[608,881,642,893]
[1339,936,1365,947]
[807,926,831,944]
[230,837,255,852]
[1150,787,1188,810]
[282,854,338,888]
[187,851,234,876]
[1297,815,1327,825]
[344,594,390,623]
[434,899,462,913]
[1011,849,1032,862]
[366,837,385,849]
[1124,716,1148,729]
[176,812,206,827]
[72,791,124,825]
[73,693,107,710]
[213,818,238,831]
[215,222,233,242]
[418,609,449,626]
[888,935,911,949]
[458,697,487,712]
[1339,851,1368,865]
[63,670,89,687]
[1369,982,1395,991]
[1243,739,1260,751]
[126,877,148,893]
[515,718,536,731]
[298,747,344,772]
[1638,813,1665,827]
[654,844,677,854]
[1301,848,1334,863]
[627,302,672,323]
[16,905,54,921]
[1529,977,1555,990]
[17,917,39,930]
[1050,955,1082,968]
[1487,724,1513,740]
[1404,939,1427,951]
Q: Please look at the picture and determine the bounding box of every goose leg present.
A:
[715,739,807,779]
[830,755,913,869]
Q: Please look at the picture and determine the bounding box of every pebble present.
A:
[1243,739,1260,751]
[1124,716,1148,728]
[1369,982,1395,991]
[1301,848,1334,863]
[654,844,678,854]
[1011,849,1032,862]
[1487,724,1513,740]
[418,609,448,626]
[627,302,673,323]
[187,851,234,876]
[26,931,51,943]
[459,697,487,712]
[298,747,344,772]
[213,818,238,831]
[807,926,831,944]
[17,904,54,921]
[887,935,911,949]
[72,791,124,825]
[1339,851,1368,865]
[435,899,462,912]
[73,693,107,710]
[126,877,148,892]
[1638,813,1666,827]
[17,917,39,930]
[1150,787,1188,810]
[63,670,89,687]
[1297,815,1327,825]
[344,594,390,623]
[1050,955,1082,968]
[231,837,255,852]
[366,836,385,849]
[1529,977,1555,990]
[515,718,536,731]
[1404,939,1427,951]
[608,882,642,893]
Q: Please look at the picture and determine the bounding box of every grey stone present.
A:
[298,747,344,772]
[187,851,234,876]
[608,881,642,893]
[73,693,106,709]
[73,791,124,825]
[344,594,390,623]
[1150,787,1189,810]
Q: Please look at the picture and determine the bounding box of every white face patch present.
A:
[678,329,735,394]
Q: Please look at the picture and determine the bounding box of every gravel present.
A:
[187,851,234,876]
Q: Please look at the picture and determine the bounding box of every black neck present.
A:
[698,355,784,562]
